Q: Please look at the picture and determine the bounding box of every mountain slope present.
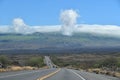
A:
[0,32,120,54]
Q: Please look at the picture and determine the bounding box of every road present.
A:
[45,68,120,80]
[0,68,119,80]
[0,69,57,80]
[44,56,56,68]
[0,56,119,80]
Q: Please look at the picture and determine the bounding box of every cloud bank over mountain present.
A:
[0,9,120,37]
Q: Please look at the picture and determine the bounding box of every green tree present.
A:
[0,55,10,68]
[26,57,45,68]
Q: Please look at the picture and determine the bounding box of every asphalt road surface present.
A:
[0,68,119,80]
[44,56,56,68]
[0,68,57,80]
[45,68,120,80]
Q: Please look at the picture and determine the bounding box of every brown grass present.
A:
[87,68,120,78]
[0,66,39,72]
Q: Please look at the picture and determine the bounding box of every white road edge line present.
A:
[70,70,86,80]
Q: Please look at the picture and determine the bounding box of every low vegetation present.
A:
[0,55,46,72]
[0,55,10,68]
[26,56,45,67]
[51,53,120,77]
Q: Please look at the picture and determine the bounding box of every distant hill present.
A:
[0,32,120,54]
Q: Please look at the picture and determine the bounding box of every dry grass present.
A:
[87,68,101,74]
[114,72,120,77]
[41,66,49,69]
[23,66,38,70]
[0,65,49,72]
[10,66,23,71]
[0,66,39,72]
[87,68,120,78]
[0,69,7,72]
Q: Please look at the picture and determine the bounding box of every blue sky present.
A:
[0,0,120,26]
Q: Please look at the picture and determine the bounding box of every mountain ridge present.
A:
[0,32,120,54]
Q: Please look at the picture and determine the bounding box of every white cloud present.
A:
[0,18,60,34]
[12,18,34,34]
[33,25,61,32]
[76,24,120,37]
[60,9,79,36]
[0,25,11,33]
[13,18,26,27]
[0,9,120,38]
[0,21,120,38]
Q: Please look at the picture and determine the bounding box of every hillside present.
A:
[0,32,120,54]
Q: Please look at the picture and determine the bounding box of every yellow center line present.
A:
[37,68,61,80]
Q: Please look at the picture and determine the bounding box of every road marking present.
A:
[0,70,42,78]
[37,68,61,80]
[70,70,86,80]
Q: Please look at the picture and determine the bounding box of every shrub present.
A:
[0,55,10,68]
[99,57,118,68]
[26,57,45,68]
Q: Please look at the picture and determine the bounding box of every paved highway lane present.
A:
[44,56,53,68]
[0,68,119,80]
[45,68,120,80]
[72,69,120,80]
[44,56,56,68]
[0,68,57,80]
[45,68,83,80]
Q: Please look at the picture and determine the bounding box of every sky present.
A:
[0,0,120,37]
[0,0,120,26]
